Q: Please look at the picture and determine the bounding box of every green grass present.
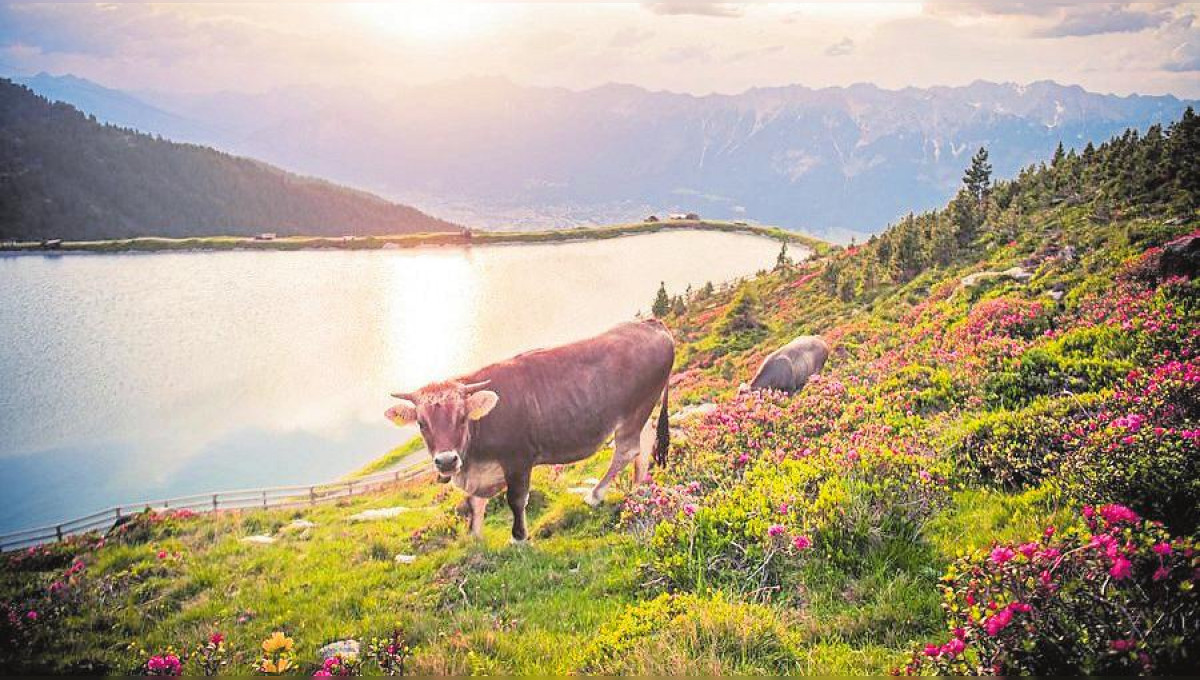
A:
[1,220,830,256]
[347,436,426,479]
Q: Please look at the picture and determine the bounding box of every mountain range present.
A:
[11,73,1199,240]
[0,79,457,241]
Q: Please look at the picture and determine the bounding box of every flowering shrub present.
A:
[951,392,1103,488]
[366,629,411,676]
[1058,359,1200,532]
[144,652,182,676]
[193,632,229,675]
[313,653,362,676]
[642,386,950,597]
[900,505,1199,675]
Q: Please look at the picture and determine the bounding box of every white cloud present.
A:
[825,36,855,57]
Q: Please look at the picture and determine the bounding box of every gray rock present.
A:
[318,640,360,661]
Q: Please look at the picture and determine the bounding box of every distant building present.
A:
[645,215,659,223]
[685,212,700,220]
[668,213,687,220]
[254,232,277,241]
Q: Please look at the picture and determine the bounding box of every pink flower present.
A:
[682,503,697,517]
[1152,542,1172,556]
[209,632,224,646]
[734,453,750,467]
[941,637,966,657]
[792,534,812,551]
[313,671,332,678]
[25,610,37,621]
[989,546,1016,565]
[156,550,168,560]
[1153,566,1170,581]
[767,523,786,537]
[1110,555,1133,580]
[922,644,939,657]
[1099,504,1140,526]
[983,608,1013,636]
[1110,638,1136,652]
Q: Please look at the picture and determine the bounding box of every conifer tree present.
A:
[651,282,670,318]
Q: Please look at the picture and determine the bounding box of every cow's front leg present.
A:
[504,467,532,543]
[467,495,489,538]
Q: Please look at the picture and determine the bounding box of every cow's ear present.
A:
[385,399,417,426]
[466,390,499,421]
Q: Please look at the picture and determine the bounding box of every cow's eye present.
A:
[418,420,429,432]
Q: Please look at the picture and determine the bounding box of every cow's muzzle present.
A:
[433,451,462,475]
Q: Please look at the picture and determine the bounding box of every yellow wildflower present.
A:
[259,657,292,674]
[261,631,294,654]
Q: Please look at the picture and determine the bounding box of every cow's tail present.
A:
[652,382,670,467]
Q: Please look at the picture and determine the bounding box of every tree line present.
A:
[0,80,459,240]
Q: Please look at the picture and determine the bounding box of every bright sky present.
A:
[1,2,1197,98]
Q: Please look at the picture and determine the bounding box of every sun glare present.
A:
[350,2,503,42]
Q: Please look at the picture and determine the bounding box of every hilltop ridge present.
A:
[0,79,459,240]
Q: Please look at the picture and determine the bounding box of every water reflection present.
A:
[0,231,790,531]
[384,249,477,390]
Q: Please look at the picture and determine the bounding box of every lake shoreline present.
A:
[0,220,830,256]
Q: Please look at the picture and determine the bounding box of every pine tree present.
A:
[775,241,791,269]
[651,282,670,317]
[964,146,993,205]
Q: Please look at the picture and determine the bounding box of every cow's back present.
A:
[465,320,674,465]
[780,335,828,388]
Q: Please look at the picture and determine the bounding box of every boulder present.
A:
[394,554,417,565]
[318,640,360,661]
[1160,234,1200,279]
[240,535,276,545]
[961,266,1033,288]
[349,506,410,521]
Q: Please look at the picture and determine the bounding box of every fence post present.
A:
[262,490,268,509]
[309,487,316,505]
[213,494,219,511]
[348,481,354,497]
[56,525,63,542]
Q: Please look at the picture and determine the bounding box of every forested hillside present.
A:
[0,80,458,240]
[1,111,1196,675]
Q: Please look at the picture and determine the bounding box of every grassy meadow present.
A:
[2,114,1198,675]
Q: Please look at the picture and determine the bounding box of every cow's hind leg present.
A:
[505,467,532,543]
[586,419,647,507]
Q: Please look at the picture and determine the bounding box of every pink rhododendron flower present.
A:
[682,503,697,517]
[989,546,1016,565]
[983,608,1013,636]
[767,523,786,537]
[1110,555,1133,580]
[941,638,965,657]
[1152,542,1172,556]
[1099,504,1140,526]
[25,610,37,621]
[1110,639,1136,652]
[792,534,812,551]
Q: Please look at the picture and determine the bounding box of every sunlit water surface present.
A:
[0,231,792,532]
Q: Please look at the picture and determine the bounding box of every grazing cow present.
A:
[386,319,674,542]
[743,335,829,393]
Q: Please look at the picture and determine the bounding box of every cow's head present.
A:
[385,380,499,476]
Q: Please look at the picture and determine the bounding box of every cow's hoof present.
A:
[509,536,530,546]
[583,488,604,507]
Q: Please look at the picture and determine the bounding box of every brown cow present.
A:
[386,319,674,542]
[742,335,829,393]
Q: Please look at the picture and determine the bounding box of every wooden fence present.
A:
[0,465,429,553]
